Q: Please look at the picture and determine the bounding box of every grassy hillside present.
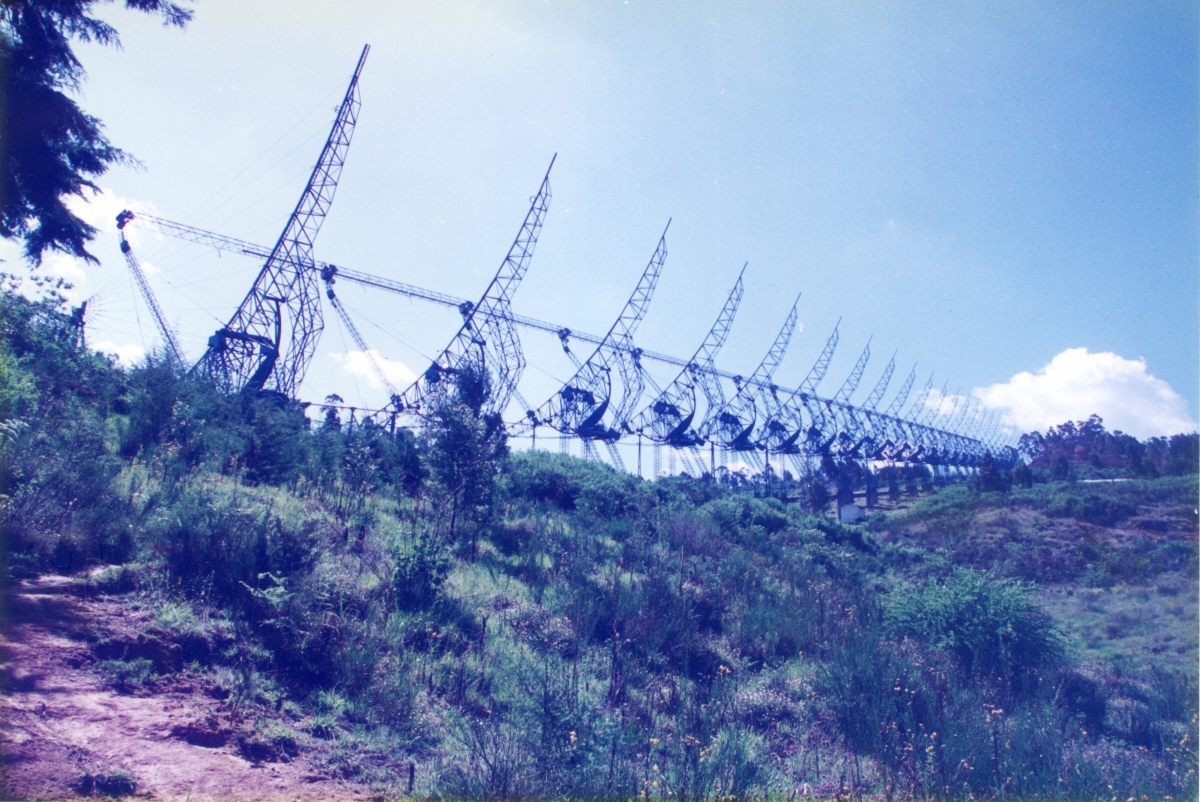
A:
[2,281,1197,800]
[869,481,1198,674]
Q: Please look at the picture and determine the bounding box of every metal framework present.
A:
[834,340,872,405]
[862,352,896,411]
[110,43,1020,482]
[116,211,185,366]
[323,281,399,401]
[385,156,555,417]
[885,365,917,418]
[630,267,745,448]
[516,223,670,449]
[124,201,1019,472]
[195,45,369,396]
[757,322,838,456]
[701,296,800,452]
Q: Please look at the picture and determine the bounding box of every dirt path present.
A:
[1,575,371,801]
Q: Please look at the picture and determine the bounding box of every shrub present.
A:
[79,770,137,797]
[884,568,1064,691]
[3,404,127,570]
[95,657,156,692]
[304,713,338,739]
[392,538,451,612]
[1042,491,1137,526]
[242,398,310,485]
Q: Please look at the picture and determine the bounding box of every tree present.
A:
[1050,452,1070,481]
[1164,433,1199,476]
[321,393,343,432]
[422,364,508,557]
[794,471,831,513]
[1,0,192,265]
[973,450,1012,493]
[1011,461,1034,489]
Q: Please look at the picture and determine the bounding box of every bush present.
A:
[242,398,311,485]
[392,538,451,612]
[3,405,128,570]
[95,658,156,693]
[1042,491,1137,526]
[79,770,138,797]
[884,568,1064,691]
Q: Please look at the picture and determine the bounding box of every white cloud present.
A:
[92,340,146,366]
[66,188,159,248]
[329,349,418,390]
[975,348,1197,439]
[0,240,88,301]
[0,187,159,302]
[36,250,88,286]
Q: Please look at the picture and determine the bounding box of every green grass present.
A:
[1038,577,1199,674]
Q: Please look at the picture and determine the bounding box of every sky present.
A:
[7,0,1197,448]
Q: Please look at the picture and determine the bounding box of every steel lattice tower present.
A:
[631,267,745,448]
[518,225,669,444]
[195,45,369,397]
[390,156,555,418]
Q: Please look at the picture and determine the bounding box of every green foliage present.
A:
[1,279,131,572]
[0,338,36,421]
[1,0,192,264]
[1021,414,1199,479]
[971,450,1012,493]
[880,482,981,535]
[95,657,156,692]
[242,398,310,485]
[117,355,182,458]
[303,713,339,740]
[1039,490,1137,526]
[392,536,450,612]
[884,568,1064,689]
[258,722,302,757]
[1011,460,1034,488]
[503,449,643,518]
[871,475,1198,587]
[1,279,1196,800]
[422,365,507,554]
[79,769,138,798]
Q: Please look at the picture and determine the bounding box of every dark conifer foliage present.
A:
[1,0,192,264]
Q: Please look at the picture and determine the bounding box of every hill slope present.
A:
[1,574,369,801]
[1,283,1197,800]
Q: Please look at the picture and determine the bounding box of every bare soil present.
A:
[0,575,372,801]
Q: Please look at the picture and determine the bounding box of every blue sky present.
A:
[11,0,1197,442]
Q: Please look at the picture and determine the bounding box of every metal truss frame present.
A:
[194,45,370,397]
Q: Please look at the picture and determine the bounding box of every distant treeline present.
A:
[1019,415,1198,480]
